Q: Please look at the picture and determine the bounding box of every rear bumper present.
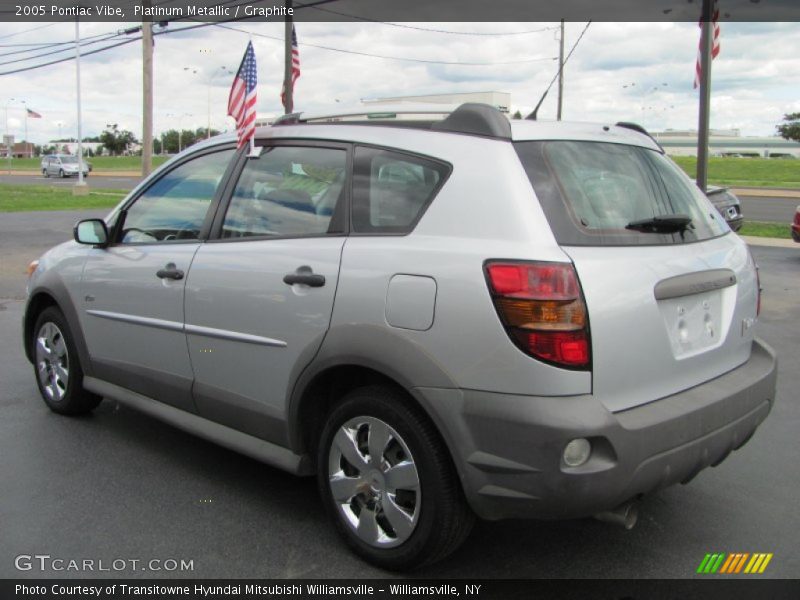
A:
[416,339,777,521]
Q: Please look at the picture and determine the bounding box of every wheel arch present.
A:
[24,285,93,376]
[288,357,463,486]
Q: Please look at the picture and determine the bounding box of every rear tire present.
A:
[317,385,474,570]
[58,169,65,178]
[32,307,102,415]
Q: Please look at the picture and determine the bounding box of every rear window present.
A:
[514,141,728,246]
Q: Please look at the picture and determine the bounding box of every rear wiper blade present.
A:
[626,214,693,233]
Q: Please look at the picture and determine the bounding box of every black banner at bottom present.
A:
[3,579,800,600]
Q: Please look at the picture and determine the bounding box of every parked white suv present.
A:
[23,104,777,569]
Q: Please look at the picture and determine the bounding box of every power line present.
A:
[0,21,214,76]
[296,3,558,36]
[0,33,125,65]
[0,23,57,42]
[0,17,556,78]
[213,22,557,66]
[0,29,135,57]
[0,37,141,76]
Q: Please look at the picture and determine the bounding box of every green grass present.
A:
[5,155,169,172]
[0,184,127,212]
[738,221,792,239]
[671,156,800,189]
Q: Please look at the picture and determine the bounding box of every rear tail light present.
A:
[485,261,591,369]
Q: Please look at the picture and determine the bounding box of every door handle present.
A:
[156,262,184,280]
[283,266,325,288]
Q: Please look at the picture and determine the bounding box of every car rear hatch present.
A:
[514,139,760,412]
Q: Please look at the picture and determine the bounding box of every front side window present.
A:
[119,148,234,244]
[514,141,728,246]
[221,145,347,239]
[351,147,450,234]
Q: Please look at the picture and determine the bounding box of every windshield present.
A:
[514,141,728,246]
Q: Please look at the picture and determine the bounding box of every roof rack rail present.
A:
[615,122,664,151]
[431,103,512,140]
[273,112,302,125]
[269,102,512,140]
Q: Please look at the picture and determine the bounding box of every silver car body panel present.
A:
[78,243,201,413]
[184,237,346,443]
[564,234,756,412]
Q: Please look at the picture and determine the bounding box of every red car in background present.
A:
[792,205,800,242]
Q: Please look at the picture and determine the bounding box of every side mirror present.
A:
[74,219,109,246]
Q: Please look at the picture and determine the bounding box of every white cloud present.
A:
[0,20,797,144]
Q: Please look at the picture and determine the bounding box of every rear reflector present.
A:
[486,261,591,369]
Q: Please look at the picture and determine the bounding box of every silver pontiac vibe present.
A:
[23,103,777,570]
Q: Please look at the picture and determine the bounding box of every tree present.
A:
[194,127,221,139]
[100,123,138,156]
[512,110,523,120]
[158,128,213,154]
[776,113,800,142]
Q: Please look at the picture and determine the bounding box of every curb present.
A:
[732,188,800,199]
[740,235,798,249]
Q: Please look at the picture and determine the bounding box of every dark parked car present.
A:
[706,185,743,231]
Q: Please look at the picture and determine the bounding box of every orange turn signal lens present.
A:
[26,260,40,278]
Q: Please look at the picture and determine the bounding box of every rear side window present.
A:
[514,141,728,246]
[221,145,347,239]
[352,146,449,234]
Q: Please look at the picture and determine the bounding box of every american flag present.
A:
[26,108,42,118]
[227,41,258,148]
[280,25,301,113]
[693,0,720,89]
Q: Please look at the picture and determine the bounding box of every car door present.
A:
[79,145,237,412]
[184,142,349,444]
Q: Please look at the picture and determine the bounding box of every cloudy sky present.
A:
[1,20,798,144]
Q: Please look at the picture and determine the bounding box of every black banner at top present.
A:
[3,0,800,23]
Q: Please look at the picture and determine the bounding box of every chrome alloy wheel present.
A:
[35,322,69,402]
[328,416,421,548]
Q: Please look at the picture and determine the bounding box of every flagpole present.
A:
[283,0,293,114]
[24,108,28,158]
[696,0,713,192]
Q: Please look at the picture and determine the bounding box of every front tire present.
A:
[58,169,65,178]
[32,307,102,415]
[42,168,49,178]
[317,385,474,570]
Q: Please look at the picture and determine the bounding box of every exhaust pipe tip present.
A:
[593,501,639,530]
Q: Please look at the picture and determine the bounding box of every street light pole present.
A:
[74,19,86,191]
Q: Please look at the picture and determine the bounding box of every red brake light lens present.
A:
[486,261,590,369]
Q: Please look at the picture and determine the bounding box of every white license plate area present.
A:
[657,289,725,359]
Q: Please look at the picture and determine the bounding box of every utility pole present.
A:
[74,19,87,193]
[557,19,565,121]
[283,0,293,114]
[142,4,154,176]
[696,0,713,192]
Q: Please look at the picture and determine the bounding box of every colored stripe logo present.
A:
[697,553,773,574]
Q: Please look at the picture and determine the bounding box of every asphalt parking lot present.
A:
[0,211,798,579]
